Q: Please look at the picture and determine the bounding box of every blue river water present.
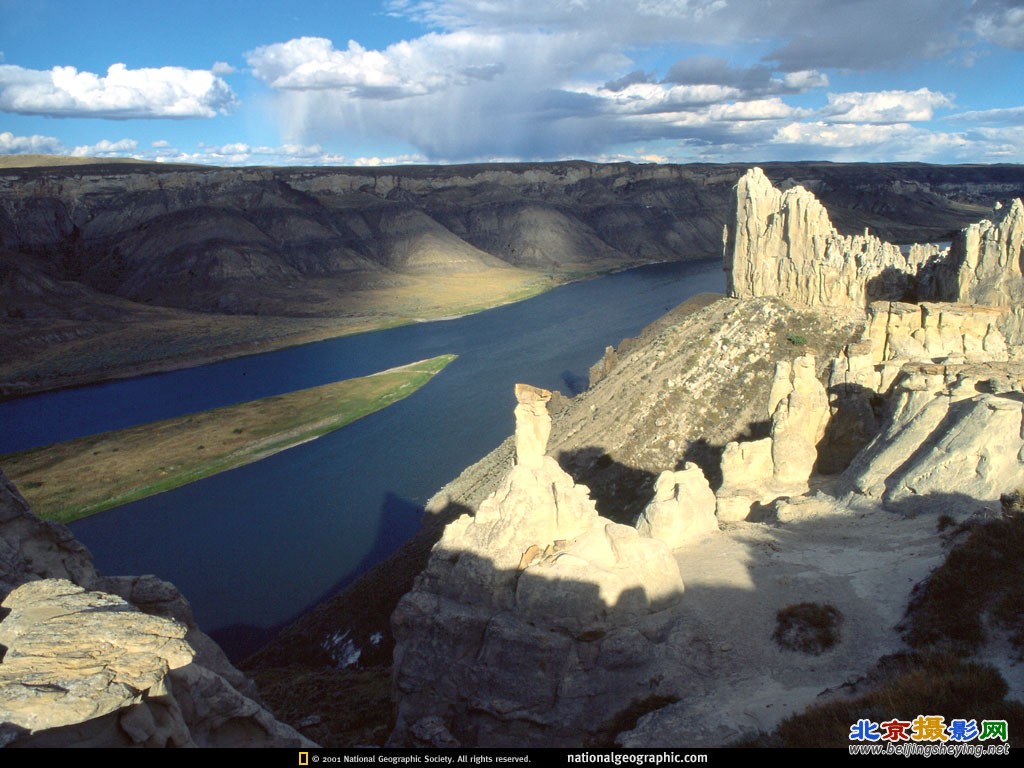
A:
[0,259,724,657]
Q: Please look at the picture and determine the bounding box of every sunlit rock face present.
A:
[840,362,1024,514]
[635,464,717,548]
[390,385,684,747]
[724,167,934,309]
[0,471,313,748]
[724,168,1024,333]
[715,355,830,521]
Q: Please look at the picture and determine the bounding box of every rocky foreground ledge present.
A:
[0,471,313,748]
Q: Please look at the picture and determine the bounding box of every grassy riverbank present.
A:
[0,355,456,523]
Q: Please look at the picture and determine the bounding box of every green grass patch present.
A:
[1,355,456,523]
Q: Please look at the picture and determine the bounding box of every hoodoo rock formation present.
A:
[384,168,1024,748]
[718,169,1024,521]
[724,166,938,308]
[0,471,313,748]
[390,385,684,747]
[725,167,1024,336]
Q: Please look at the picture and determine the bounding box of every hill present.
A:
[3,161,1024,396]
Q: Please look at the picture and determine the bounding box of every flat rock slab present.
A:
[0,578,193,733]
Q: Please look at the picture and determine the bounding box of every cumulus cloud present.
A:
[71,138,139,157]
[0,63,237,119]
[0,130,64,154]
[151,141,356,166]
[246,34,508,99]
[769,120,984,161]
[822,89,954,124]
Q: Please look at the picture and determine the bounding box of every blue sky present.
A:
[1,0,1022,166]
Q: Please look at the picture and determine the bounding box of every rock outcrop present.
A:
[841,362,1024,513]
[725,168,1024,334]
[635,464,717,548]
[716,355,830,521]
[953,198,1024,309]
[390,385,684,747]
[0,470,313,748]
[380,171,1024,749]
[724,167,934,308]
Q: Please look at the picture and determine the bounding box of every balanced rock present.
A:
[514,382,553,468]
[391,386,685,746]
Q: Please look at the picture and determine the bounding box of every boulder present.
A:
[0,470,314,748]
[636,464,718,547]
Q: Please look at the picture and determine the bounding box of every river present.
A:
[0,259,724,658]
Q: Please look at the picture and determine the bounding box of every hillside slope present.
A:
[4,161,1023,395]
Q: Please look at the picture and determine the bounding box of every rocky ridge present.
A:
[4,161,1024,396]
[385,169,1024,747]
[0,470,313,748]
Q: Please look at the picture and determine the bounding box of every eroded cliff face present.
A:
[0,470,313,748]
[724,167,937,308]
[383,169,1024,748]
[725,167,1024,327]
[4,161,1022,317]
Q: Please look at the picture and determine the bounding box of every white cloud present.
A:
[352,153,428,166]
[244,1,1006,162]
[71,138,139,157]
[953,105,1024,124]
[782,70,828,91]
[246,34,507,99]
[211,61,237,75]
[769,120,988,161]
[0,63,237,119]
[0,130,63,154]
[822,89,954,124]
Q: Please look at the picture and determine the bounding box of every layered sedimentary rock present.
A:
[635,464,717,548]
[724,167,1024,331]
[842,362,1024,513]
[865,301,1009,369]
[390,385,684,747]
[0,471,312,748]
[724,167,934,308]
